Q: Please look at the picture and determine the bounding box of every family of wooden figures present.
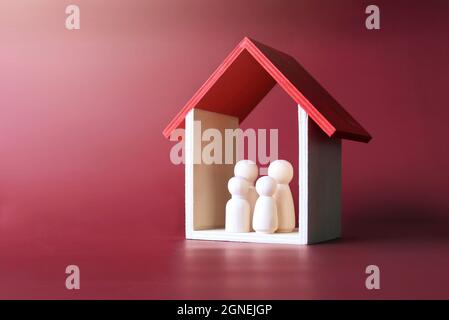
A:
[225,160,295,234]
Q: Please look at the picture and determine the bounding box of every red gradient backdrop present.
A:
[0,0,448,299]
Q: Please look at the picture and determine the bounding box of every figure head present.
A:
[255,176,277,197]
[268,160,293,184]
[228,176,249,196]
[234,160,258,183]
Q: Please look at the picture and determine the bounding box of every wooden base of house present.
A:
[189,228,301,245]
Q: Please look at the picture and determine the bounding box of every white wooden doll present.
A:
[234,160,258,230]
[225,177,251,233]
[268,160,295,233]
[252,176,278,234]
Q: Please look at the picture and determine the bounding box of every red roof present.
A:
[163,37,371,143]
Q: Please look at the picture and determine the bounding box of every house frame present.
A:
[164,37,371,245]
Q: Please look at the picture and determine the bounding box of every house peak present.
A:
[163,37,371,143]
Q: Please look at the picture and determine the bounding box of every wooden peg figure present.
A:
[225,177,251,233]
[268,160,295,233]
[252,176,278,234]
[234,160,258,230]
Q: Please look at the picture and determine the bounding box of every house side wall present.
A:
[185,109,239,235]
[298,108,309,244]
[185,110,194,238]
[307,116,342,244]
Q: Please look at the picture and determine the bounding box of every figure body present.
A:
[268,160,295,233]
[252,176,278,234]
[225,177,251,233]
[234,160,259,230]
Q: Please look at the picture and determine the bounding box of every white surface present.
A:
[298,107,309,245]
[185,109,194,239]
[191,228,301,245]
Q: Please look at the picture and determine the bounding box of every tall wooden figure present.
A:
[234,160,258,230]
[268,160,296,233]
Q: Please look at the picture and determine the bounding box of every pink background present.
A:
[1,0,448,299]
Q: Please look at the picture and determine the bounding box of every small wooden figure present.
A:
[253,176,278,234]
[225,177,251,233]
[234,160,258,230]
[268,160,295,233]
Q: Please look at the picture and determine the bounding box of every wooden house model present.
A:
[163,37,371,245]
